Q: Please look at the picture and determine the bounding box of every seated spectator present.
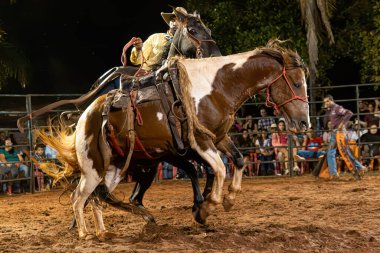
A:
[358,99,369,122]
[271,119,301,175]
[0,131,6,146]
[0,135,29,194]
[375,99,380,119]
[255,129,275,176]
[364,101,380,127]
[360,124,380,170]
[257,107,275,135]
[352,119,368,138]
[296,127,326,160]
[242,115,257,135]
[236,129,254,176]
[32,144,52,191]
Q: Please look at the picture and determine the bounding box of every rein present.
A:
[265,66,308,115]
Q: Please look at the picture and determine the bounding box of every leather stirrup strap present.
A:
[119,91,136,179]
[156,81,184,150]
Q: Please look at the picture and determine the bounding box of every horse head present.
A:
[168,7,221,59]
[261,40,310,132]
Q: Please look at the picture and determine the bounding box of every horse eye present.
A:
[294,83,300,88]
[188,28,197,34]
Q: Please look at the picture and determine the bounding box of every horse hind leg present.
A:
[89,197,117,241]
[71,172,102,240]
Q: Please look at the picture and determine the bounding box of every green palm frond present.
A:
[299,0,335,74]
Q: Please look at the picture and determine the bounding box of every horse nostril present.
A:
[300,121,308,130]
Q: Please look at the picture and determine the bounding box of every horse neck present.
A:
[209,55,282,113]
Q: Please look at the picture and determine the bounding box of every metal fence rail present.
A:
[0,82,379,193]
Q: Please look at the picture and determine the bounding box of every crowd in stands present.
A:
[1,97,380,195]
[0,130,56,195]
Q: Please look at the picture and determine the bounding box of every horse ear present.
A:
[174,7,188,22]
[193,11,201,19]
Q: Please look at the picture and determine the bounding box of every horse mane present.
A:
[176,60,216,149]
[257,39,309,76]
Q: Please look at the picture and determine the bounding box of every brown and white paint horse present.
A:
[38,39,309,240]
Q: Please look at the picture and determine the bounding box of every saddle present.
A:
[101,65,187,164]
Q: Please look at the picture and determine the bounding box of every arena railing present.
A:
[231,82,380,177]
[0,93,81,194]
[0,82,379,192]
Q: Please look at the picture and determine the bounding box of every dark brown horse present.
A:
[37,39,309,240]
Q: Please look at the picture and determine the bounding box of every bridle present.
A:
[172,24,216,59]
[265,66,308,115]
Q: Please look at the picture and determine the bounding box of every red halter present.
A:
[265,66,308,115]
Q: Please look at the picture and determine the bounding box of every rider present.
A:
[92,7,186,97]
[323,94,367,180]
[130,7,185,72]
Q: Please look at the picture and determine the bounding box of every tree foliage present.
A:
[0,24,30,90]
[185,0,380,88]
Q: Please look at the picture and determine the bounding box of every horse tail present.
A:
[36,124,79,182]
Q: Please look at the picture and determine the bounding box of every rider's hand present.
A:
[133,37,143,50]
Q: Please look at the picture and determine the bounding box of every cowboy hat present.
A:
[161,7,188,25]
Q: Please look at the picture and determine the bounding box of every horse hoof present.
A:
[97,230,117,241]
[79,233,95,240]
[223,195,235,212]
[143,213,157,225]
[192,204,206,225]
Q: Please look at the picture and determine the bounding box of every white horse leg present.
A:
[223,156,247,211]
[71,171,102,240]
[194,144,226,218]
[89,197,117,241]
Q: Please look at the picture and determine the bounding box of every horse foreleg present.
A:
[90,197,116,241]
[168,157,206,224]
[193,141,226,219]
[129,164,158,208]
[216,135,245,211]
[71,173,102,240]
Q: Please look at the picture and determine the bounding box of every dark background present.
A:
[0,0,184,94]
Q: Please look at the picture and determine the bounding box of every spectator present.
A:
[255,129,275,176]
[352,119,368,138]
[323,94,367,179]
[375,99,380,119]
[0,131,7,146]
[323,120,334,146]
[360,124,380,170]
[364,102,380,127]
[257,107,275,134]
[236,129,254,176]
[161,162,173,179]
[0,135,29,194]
[271,119,301,175]
[242,115,257,135]
[358,100,369,121]
[296,127,326,159]
[32,144,52,191]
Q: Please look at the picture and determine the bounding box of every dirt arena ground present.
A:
[1,174,380,252]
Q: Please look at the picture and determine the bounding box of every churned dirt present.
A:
[1,174,380,253]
